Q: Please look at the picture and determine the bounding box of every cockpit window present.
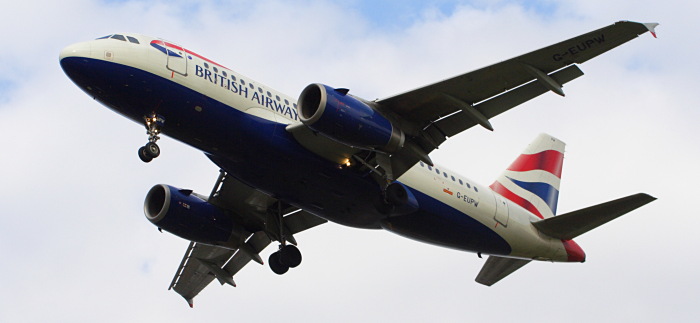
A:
[96,35,112,40]
[111,34,126,41]
[126,36,140,44]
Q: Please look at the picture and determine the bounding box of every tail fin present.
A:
[490,134,565,219]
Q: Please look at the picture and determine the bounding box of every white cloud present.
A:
[1,0,698,322]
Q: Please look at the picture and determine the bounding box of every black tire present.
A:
[138,146,153,163]
[269,251,289,275]
[144,142,160,158]
[279,245,302,268]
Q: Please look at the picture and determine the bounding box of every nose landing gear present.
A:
[139,114,164,163]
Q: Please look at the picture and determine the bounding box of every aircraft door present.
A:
[166,45,188,76]
[494,195,509,227]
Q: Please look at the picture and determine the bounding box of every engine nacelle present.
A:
[144,184,247,249]
[298,83,404,152]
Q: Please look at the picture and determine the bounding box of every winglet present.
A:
[643,22,659,38]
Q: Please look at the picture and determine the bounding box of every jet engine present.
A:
[298,83,404,153]
[144,184,247,249]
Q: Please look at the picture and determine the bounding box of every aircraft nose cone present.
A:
[59,42,94,83]
[60,42,92,61]
[562,239,586,263]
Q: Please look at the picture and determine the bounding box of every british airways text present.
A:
[195,65,299,121]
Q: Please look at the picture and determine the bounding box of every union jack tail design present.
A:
[490,134,565,219]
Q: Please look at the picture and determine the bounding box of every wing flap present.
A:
[475,256,531,286]
[169,242,235,306]
[532,193,656,240]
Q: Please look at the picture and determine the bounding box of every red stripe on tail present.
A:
[507,150,564,178]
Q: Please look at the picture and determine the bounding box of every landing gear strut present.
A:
[138,113,164,163]
[268,202,303,275]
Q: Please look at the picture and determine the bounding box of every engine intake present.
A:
[144,184,247,249]
[298,83,404,152]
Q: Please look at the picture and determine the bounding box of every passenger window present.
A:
[249,83,255,89]
[267,91,272,97]
[258,87,263,93]
[419,162,425,167]
[204,62,210,69]
[451,176,456,181]
[285,99,290,105]
[427,165,433,171]
[474,187,479,192]
[126,36,140,44]
[466,183,471,188]
[230,75,236,81]
[222,71,227,77]
[213,67,219,74]
[436,169,440,175]
[111,34,126,41]
[459,179,463,185]
[276,95,281,101]
[443,173,448,178]
[240,79,246,85]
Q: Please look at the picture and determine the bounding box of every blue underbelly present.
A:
[61,57,512,254]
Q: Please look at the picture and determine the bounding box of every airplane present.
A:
[60,21,658,307]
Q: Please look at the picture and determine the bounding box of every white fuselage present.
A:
[60,33,574,262]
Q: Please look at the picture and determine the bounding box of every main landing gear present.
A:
[267,201,303,275]
[138,114,164,163]
[268,244,302,275]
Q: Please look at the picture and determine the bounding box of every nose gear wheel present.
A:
[139,113,164,163]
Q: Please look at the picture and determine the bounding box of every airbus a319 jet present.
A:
[60,21,658,307]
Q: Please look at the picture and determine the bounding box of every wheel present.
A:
[279,245,302,268]
[144,142,160,158]
[269,251,289,275]
[138,146,153,163]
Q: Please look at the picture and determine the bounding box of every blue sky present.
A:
[1,1,698,322]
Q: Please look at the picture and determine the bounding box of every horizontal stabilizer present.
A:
[532,193,656,240]
[475,256,531,286]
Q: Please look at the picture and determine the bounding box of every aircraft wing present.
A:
[378,21,658,147]
[290,21,657,182]
[167,171,327,307]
